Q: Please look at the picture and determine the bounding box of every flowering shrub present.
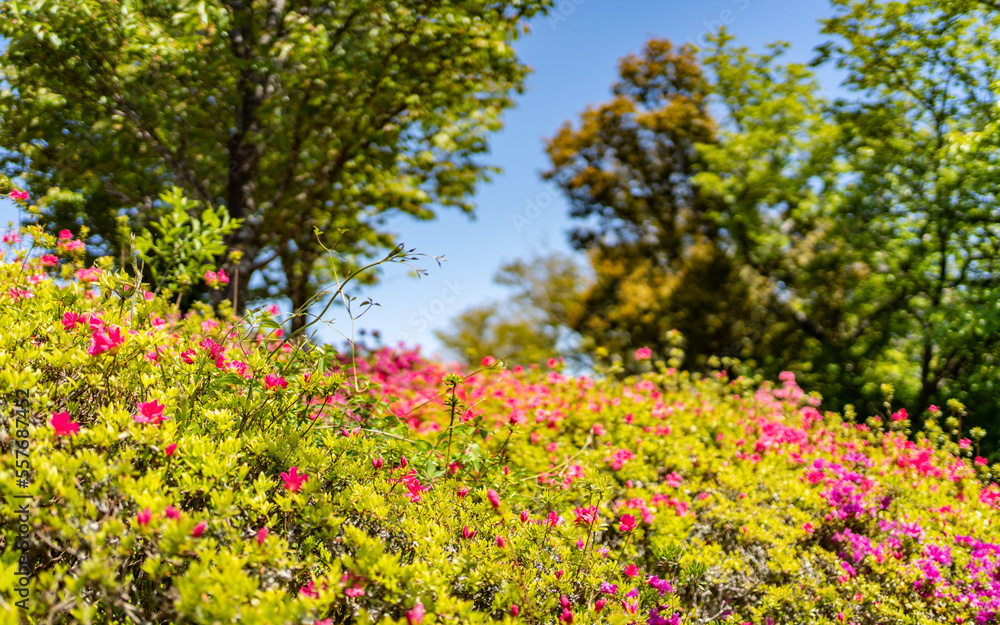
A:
[1,217,999,624]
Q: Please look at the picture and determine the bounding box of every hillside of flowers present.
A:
[1,220,1000,625]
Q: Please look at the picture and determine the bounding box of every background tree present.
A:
[0,0,549,330]
[435,253,588,367]
[541,39,771,371]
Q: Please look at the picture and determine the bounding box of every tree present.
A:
[0,0,548,331]
[542,39,775,371]
[537,5,1000,451]
[435,253,589,367]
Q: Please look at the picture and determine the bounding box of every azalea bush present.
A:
[0,193,999,625]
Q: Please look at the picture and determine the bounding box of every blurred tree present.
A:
[534,2,1000,452]
[435,253,589,367]
[542,39,775,371]
[0,0,548,330]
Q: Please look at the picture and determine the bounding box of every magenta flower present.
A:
[623,563,641,578]
[40,254,57,266]
[58,229,73,240]
[496,535,506,548]
[133,400,168,426]
[50,411,80,436]
[519,510,530,523]
[457,486,469,498]
[87,325,125,356]
[462,526,476,540]
[137,508,152,527]
[9,189,29,201]
[619,514,637,533]
[264,374,287,390]
[192,521,207,537]
[204,269,230,289]
[257,526,269,545]
[406,600,425,625]
[372,456,384,470]
[165,443,177,457]
[594,598,606,612]
[281,466,309,492]
[164,505,181,520]
[635,346,652,360]
[300,581,319,599]
[487,488,501,510]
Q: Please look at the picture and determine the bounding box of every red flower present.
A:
[192,521,207,537]
[281,466,309,492]
[406,600,425,625]
[50,411,80,436]
[496,535,507,548]
[300,581,319,599]
[133,400,168,426]
[87,325,125,356]
[619,514,637,533]
[487,488,501,510]
[264,374,288,390]
[462,526,476,540]
[164,505,181,520]
[510,604,519,616]
[165,443,177,457]
[137,508,152,527]
[257,526,269,544]
[372,456,384,470]
[622,563,641,578]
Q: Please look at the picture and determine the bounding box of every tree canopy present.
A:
[0,0,548,328]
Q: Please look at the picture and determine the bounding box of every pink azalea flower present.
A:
[165,443,177,457]
[520,510,530,523]
[623,563,641,578]
[281,466,309,492]
[635,346,652,360]
[372,456,384,470]
[300,581,319,599]
[137,507,152,527]
[257,526,269,544]
[457,486,469,498]
[264,374,287,390]
[496,535,506,548]
[344,587,365,598]
[619,514,637,533]
[133,400,168,426]
[204,269,230,289]
[40,254,58,266]
[462,526,476,540]
[9,189,29,201]
[2,231,21,244]
[50,411,80,436]
[510,604,519,616]
[191,521,207,537]
[487,488,501,510]
[164,505,181,520]
[75,267,102,282]
[594,598,607,612]
[406,600,425,625]
[58,229,73,240]
[87,325,125,356]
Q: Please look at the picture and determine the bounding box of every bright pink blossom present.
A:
[165,443,177,457]
[406,600,425,625]
[164,505,181,520]
[487,488,501,510]
[50,411,80,436]
[192,521,207,537]
[133,400,168,426]
[635,346,652,360]
[281,466,309,492]
[136,508,152,527]
[264,374,287,390]
[257,526,269,544]
[619,514,637,533]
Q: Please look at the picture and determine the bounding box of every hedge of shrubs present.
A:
[1,216,999,624]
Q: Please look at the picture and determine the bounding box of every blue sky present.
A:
[0,0,841,357]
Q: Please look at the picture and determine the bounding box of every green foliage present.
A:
[2,220,1000,624]
[134,187,240,294]
[0,0,549,324]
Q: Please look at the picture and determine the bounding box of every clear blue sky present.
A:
[0,0,841,356]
